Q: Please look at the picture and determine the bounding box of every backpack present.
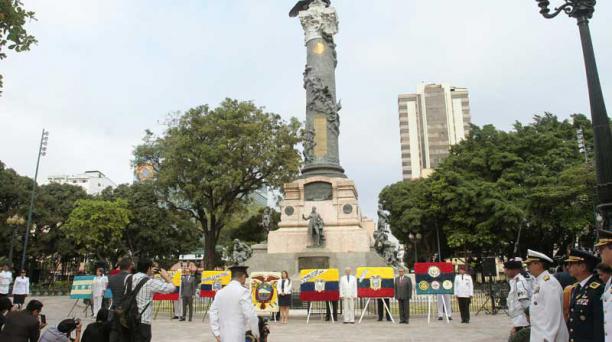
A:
[114,275,150,329]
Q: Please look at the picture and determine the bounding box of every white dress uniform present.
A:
[91,275,108,317]
[507,273,530,328]
[0,270,12,295]
[603,278,612,342]
[339,274,357,323]
[529,270,569,342]
[209,280,259,342]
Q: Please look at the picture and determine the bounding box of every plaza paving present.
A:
[36,296,511,341]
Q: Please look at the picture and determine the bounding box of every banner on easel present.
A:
[200,271,231,298]
[70,275,95,299]
[356,267,395,298]
[153,270,181,301]
[249,272,281,313]
[299,268,339,302]
[414,262,454,295]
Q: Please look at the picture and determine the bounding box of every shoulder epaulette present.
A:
[543,275,550,281]
[590,282,601,289]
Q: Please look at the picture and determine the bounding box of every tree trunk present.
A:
[202,214,220,270]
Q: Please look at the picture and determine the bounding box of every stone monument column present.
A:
[296,0,345,178]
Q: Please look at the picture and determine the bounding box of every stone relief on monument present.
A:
[304,181,333,201]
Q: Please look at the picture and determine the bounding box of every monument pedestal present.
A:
[245,176,386,284]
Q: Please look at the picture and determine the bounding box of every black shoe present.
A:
[188,319,192,322]
[377,318,383,321]
[448,317,452,321]
[179,317,186,321]
[325,318,330,321]
[399,321,406,324]
[438,317,443,321]
[172,316,179,320]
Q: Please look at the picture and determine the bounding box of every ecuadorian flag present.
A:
[200,271,231,298]
[299,269,339,302]
[70,275,95,299]
[153,271,181,301]
[356,267,395,298]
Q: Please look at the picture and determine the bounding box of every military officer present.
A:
[525,249,569,342]
[566,249,604,342]
[209,265,259,342]
[504,257,531,338]
[595,229,612,342]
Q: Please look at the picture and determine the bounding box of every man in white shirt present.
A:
[339,267,357,324]
[504,257,530,338]
[209,265,259,342]
[595,229,612,342]
[454,265,473,323]
[525,249,569,342]
[0,264,13,297]
[128,259,176,342]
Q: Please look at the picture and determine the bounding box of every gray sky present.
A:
[1,0,611,219]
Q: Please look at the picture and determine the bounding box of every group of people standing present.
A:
[0,266,30,310]
[504,229,612,342]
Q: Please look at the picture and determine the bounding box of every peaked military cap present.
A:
[565,248,600,268]
[525,249,553,264]
[595,229,612,248]
[503,257,524,269]
[229,265,249,277]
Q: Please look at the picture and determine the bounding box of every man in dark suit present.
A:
[0,299,44,342]
[394,267,412,324]
[108,257,133,342]
[180,267,198,322]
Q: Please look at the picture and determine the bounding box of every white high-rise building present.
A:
[47,170,116,195]
[398,83,471,180]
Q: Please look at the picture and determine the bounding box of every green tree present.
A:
[0,160,31,266]
[380,113,597,261]
[100,183,200,263]
[0,0,37,94]
[63,199,131,262]
[133,99,302,268]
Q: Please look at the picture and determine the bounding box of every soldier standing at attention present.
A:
[524,249,569,342]
[209,265,259,342]
[504,257,531,339]
[565,249,604,342]
[595,229,612,342]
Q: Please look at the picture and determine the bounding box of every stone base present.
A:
[244,249,386,290]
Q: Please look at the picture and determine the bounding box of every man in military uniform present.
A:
[566,248,604,342]
[525,249,569,342]
[504,257,530,339]
[595,229,612,342]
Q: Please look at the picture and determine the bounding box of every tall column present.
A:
[296,0,345,178]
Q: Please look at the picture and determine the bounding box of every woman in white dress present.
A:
[91,268,108,317]
[12,269,29,310]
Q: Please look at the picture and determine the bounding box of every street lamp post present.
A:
[6,214,25,266]
[20,129,49,271]
[535,0,612,231]
[408,232,422,263]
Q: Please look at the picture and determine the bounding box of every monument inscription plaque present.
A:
[298,256,329,270]
[304,181,333,201]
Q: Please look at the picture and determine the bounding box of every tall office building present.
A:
[398,83,471,180]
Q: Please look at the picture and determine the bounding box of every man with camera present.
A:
[127,259,176,342]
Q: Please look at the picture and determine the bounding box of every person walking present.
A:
[595,229,612,342]
[454,265,473,323]
[339,267,357,324]
[525,249,569,342]
[0,264,12,299]
[394,267,412,324]
[0,299,45,342]
[504,257,530,339]
[127,259,176,342]
[565,249,604,342]
[209,265,259,342]
[12,270,29,310]
[180,267,197,322]
[277,271,292,324]
[91,268,108,318]
[108,257,132,342]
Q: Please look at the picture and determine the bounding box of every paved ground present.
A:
[35,296,511,341]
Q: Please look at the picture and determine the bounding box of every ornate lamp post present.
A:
[21,129,49,271]
[535,0,612,231]
[408,232,422,262]
[6,214,25,266]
